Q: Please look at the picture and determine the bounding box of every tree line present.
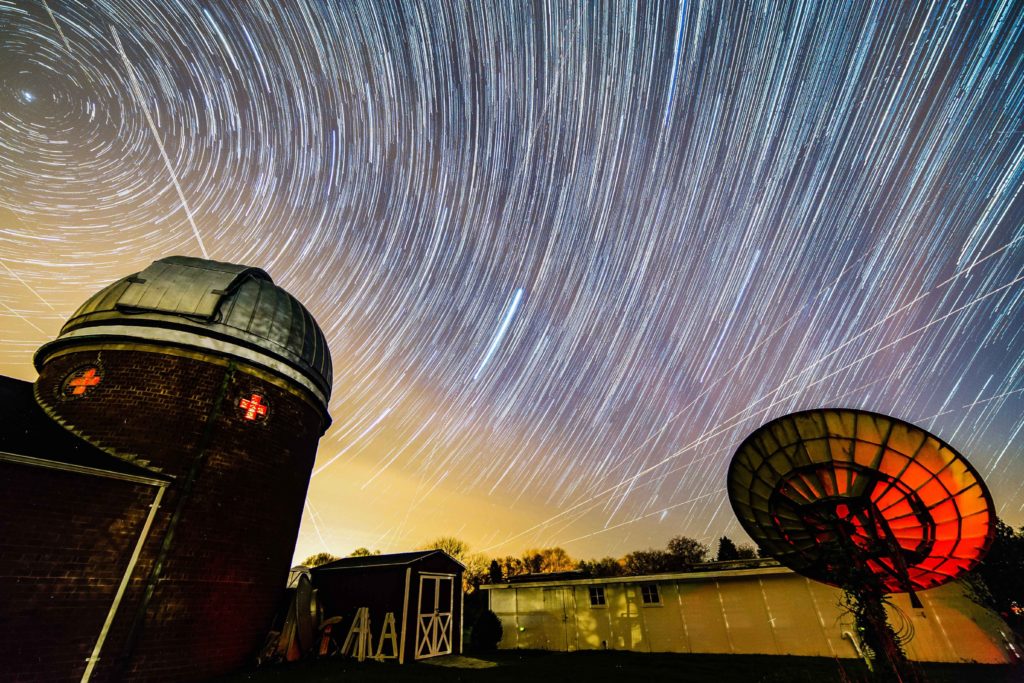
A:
[301,519,1024,640]
[302,534,760,594]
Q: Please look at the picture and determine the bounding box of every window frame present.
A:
[588,585,607,608]
[640,583,662,606]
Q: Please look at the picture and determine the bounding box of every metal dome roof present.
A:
[35,255,333,409]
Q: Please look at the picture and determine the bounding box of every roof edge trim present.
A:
[0,450,170,487]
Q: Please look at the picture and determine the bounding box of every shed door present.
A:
[415,574,454,659]
[542,587,576,651]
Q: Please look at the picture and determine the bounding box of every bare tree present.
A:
[463,553,491,593]
[623,549,675,575]
[500,555,527,579]
[522,547,575,573]
[735,544,757,560]
[666,536,709,566]
[301,552,341,567]
[577,557,625,577]
[420,537,487,593]
[420,536,470,561]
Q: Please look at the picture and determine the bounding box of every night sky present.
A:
[2,1,1024,564]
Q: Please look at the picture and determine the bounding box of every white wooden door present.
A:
[542,587,576,651]
[415,574,454,659]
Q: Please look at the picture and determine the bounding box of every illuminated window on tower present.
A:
[239,393,269,422]
[62,366,102,397]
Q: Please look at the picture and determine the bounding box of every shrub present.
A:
[469,609,503,652]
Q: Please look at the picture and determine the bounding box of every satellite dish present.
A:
[727,409,995,601]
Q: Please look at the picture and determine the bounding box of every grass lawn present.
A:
[214,650,1020,682]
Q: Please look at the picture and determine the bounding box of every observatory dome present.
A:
[34,255,332,409]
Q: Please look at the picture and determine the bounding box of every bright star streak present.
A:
[473,287,524,382]
[110,25,209,260]
[663,0,686,126]
[312,407,393,477]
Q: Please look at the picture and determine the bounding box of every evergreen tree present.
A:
[964,518,1024,636]
[469,610,503,652]
[716,536,740,561]
[489,559,503,583]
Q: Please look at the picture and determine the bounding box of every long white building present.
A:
[481,562,1016,663]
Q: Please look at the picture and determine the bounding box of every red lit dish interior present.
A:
[727,409,995,593]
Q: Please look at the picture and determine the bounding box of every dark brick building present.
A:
[0,256,333,682]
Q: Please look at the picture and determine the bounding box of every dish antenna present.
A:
[727,409,995,677]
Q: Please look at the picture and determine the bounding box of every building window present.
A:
[640,584,661,605]
[588,586,606,607]
[61,366,102,398]
[239,392,269,422]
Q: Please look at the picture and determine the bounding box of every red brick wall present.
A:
[0,462,157,683]
[28,348,326,681]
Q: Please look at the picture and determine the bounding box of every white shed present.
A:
[482,562,1015,663]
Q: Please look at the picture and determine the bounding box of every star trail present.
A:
[2,1,1024,563]
[474,287,525,382]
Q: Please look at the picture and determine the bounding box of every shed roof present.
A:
[312,549,465,572]
[0,375,168,484]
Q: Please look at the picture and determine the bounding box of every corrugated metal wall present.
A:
[487,568,1013,663]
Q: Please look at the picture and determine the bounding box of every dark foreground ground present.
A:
[214,650,1021,683]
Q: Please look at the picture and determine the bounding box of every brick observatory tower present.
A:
[25,255,333,681]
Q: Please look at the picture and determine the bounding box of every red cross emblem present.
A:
[239,394,268,421]
[65,367,102,396]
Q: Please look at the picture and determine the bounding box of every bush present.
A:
[469,609,503,652]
